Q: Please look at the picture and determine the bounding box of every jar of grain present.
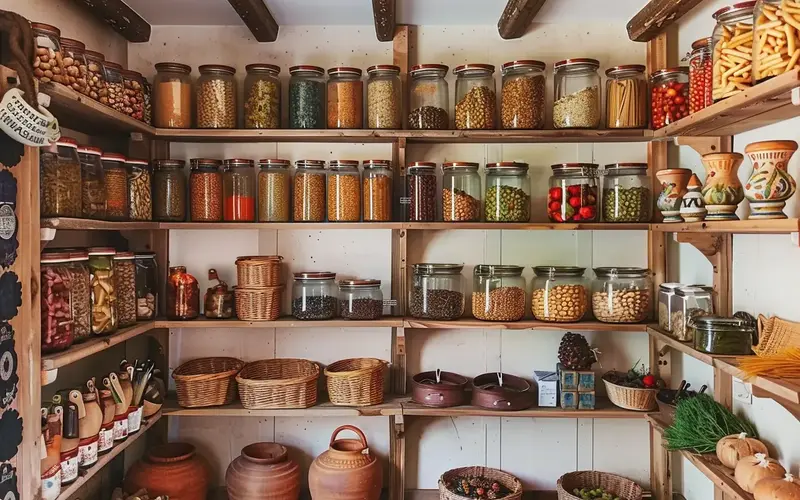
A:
[338,279,384,320]
[222,159,256,221]
[32,22,64,84]
[454,64,496,130]
[592,267,652,323]
[601,163,651,222]
[126,159,152,221]
[485,162,530,222]
[40,137,81,218]
[257,159,291,222]
[605,65,648,129]
[501,60,545,130]
[410,263,465,320]
[113,252,137,327]
[78,145,106,219]
[189,158,223,222]
[153,62,192,128]
[406,162,437,222]
[548,163,599,223]
[327,159,361,222]
[442,162,481,222]
[289,65,326,129]
[197,64,237,128]
[84,49,107,103]
[553,58,601,129]
[102,61,127,115]
[244,63,281,129]
[362,159,392,222]
[408,64,449,129]
[473,265,526,322]
[327,67,363,129]
[153,159,186,221]
[712,2,755,100]
[531,266,589,322]
[121,70,145,121]
[294,159,326,222]
[87,247,118,334]
[59,38,89,96]
[366,65,401,129]
[101,153,129,220]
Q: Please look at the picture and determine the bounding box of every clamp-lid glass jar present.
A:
[651,67,689,129]
[68,250,92,342]
[289,65,326,129]
[32,22,64,84]
[547,163,599,223]
[605,65,648,129]
[190,158,223,222]
[244,63,281,129]
[79,145,106,219]
[41,252,74,353]
[84,49,107,103]
[410,264,465,320]
[591,267,652,323]
[454,64,496,130]
[501,60,545,130]
[362,159,392,222]
[553,58,601,129]
[366,65,402,129]
[134,252,158,320]
[687,38,713,113]
[658,283,682,333]
[166,266,199,320]
[327,67,363,129]
[294,159,326,222]
[753,0,794,82]
[691,314,757,354]
[712,2,756,100]
[153,159,186,221]
[472,265,526,322]
[408,64,449,129]
[126,159,152,221]
[101,153,129,220]
[442,162,481,222]
[153,62,192,128]
[102,61,126,115]
[485,162,530,222]
[531,266,589,322]
[223,158,256,222]
[407,162,437,222]
[672,285,715,342]
[59,37,89,96]
[197,64,237,128]
[338,279,384,320]
[257,159,291,222]
[41,137,81,218]
[327,160,361,222]
[113,252,137,327]
[292,272,338,320]
[601,163,651,222]
[121,70,145,121]
[88,247,117,334]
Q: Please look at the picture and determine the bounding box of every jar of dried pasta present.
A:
[59,37,89,96]
[197,64,237,128]
[101,152,129,220]
[244,64,281,129]
[366,65,401,129]
[257,159,291,222]
[40,137,81,218]
[32,22,64,84]
[294,159,326,222]
[328,160,361,221]
[362,159,392,221]
[190,158,223,222]
[78,145,106,219]
[126,158,152,221]
[605,65,648,129]
[712,2,755,100]
[327,67,363,128]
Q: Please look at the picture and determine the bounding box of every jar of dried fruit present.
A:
[442,162,481,222]
[473,265,526,322]
[485,162,530,222]
[257,159,291,222]
[687,38,713,113]
[153,159,187,221]
[113,252,137,327]
[101,153,129,220]
[41,252,74,353]
[244,64,281,129]
[197,64,237,128]
[166,266,199,320]
[126,158,152,221]
[87,247,118,335]
[59,38,89,96]
[605,64,648,129]
[84,50,107,103]
[327,67,363,129]
[591,267,652,323]
[189,158,223,222]
[547,163,599,223]
[553,58,601,129]
[454,64,496,130]
[362,159,392,222]
[32,22,64,84]
[327,160,361,222]
[712,2,755,100]
[408,64,449,129]
[366,65,401,129]
[222,158,256,221]
[153,62,193,128]
[294,159,327,222]
[102,61,127,115]
[406,162,437,222]
[531,266,589,322]
[40,137,81,218]
[501,60,545,130]
[650,67,689,129]
[122,70,145,121]
[78,145,106,219]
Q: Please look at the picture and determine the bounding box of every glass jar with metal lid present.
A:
[79,145,106,219]
[591,267,652,323]
[84,50,107,103]
[153,62,193,128]
[244,64,281,129]
[485,162,530,222]
[223,158,256,222]
[472,265,526,322]
[153,159,186,221]
[126,158,152,221]
[691,313,757,354]
[101,153,128,220]
[31,22,64,84]
[531,266,589,322]
[292,272,338,320]
[257,159,291,222]
[338,279,384,320]
[68,250,91,342]
[407,162,437,222]
[501,60,546,130]
[547,163,599,223]
[190,158,223,222]
[658,283,682,333]
[134,253,158,320]
[672,285,715,342]
[454,64,496,130]
[294,159,326,221]
[327,160,361,222]
[553,58,601,129]
[40,137,81,218]
[601,163,651,222]
[712,2,756,100]
[41,251,75,353]
[87,247,117,335]
[366,65,402,129]
[442,162,481,222]
[102,61,126,115]
[409,263,465,320]
[113,252,137,327]
[753,0,792,82]
[289,65,326,129]
[687,38,713,113]
[59,38,89,96]
[362,159,392,222]
[327,67,363,129]
[605,65,648,129]
[408,64,449,129]
[121,70,145,121]
[651,67,689,129]
[197,64,237,128]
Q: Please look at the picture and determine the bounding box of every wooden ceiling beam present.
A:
[627,0,706,42]
[497,0,547,40]
[372,0,396,42]
[227,0,279,42]
[70,0,150,42]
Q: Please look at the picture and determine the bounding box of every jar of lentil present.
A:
[32,22,64,84]
[102,62,127,115]
[650,68,689,129]
[166,266,199,320]
[59,38,89,96]
[547,163,599,223]
[327,67,363,129]
[591,267,652,323]
[197,64,237,128]
[84,50,107,103]
[408,64,449,129]
[41,252,74,353]
[292,272,338,320]
[454,64,496,130]
[113,252,137,327]
[289,65,326,129]
[294,159,326,222]
[409,264,465,320]
[68,250,92,342]
[153,62,193,128]
[362,159,392,222]
[605,65,648,129]
[244,63,281,129]
[338,279,384,320]
[40,137,81,218]
[406,162,437,222]
[501,60,545,130]
[79,145,106,219]
[101,153,128,220]
[553,58,601,129]
[531,266,589,322]
[257,159,291,222]
[442,162,481,222]
[366,65,401,129]
[223,158,256,221]
[88,247,117,335]
[126,158,152,221]
[327,160,361,222]
[485,162,530,222]
[602,163,651,222]
[687,38,713,114]
[472,265,526,322]
[134,253,158,320]
[189,158,223,222]
[121,70,145,121]
[153,159,186,221]
[712,2,755,101]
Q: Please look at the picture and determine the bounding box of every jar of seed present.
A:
[101,152,129,220]
[406,162,437,222]
[592,267,652,323]
[84,49,107,103]
[531,266,589,322]
[223,159,256,221]
[32,22,64,84]
[605,65,648,129]
[294,159,326,221]
[408,64,449,129]
[121,70,145,121]
[102,61,127,116]
[327,159,361,222]
[113,252,137,327]
[78,145,106,219]
[327,67,363,129]
[454,64,496,130]
[410,263,465,320]
[153,62,193,128]
[366,65,401,129]
[473,265,526,322]
[442,162,481,222]
[292,272,338,320]
[553,58,601,129]
[257,158,291,222]
[501,60,545,130]
[338,279,384,320]
[40,137,81,218]
[289,65,326,129]
[362,159,392,222]
[197,64,237,128]
[153,159,187,221]
[485,162,530,222]
[126,159,152,221]
[59,38,89,96]
[189,158,223,222]
[601,163,651,222]
[244,63,281,129]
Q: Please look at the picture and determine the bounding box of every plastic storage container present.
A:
[547,163,599,223]
[650,67,689,129]
[712,2,756,100]
[101,153,128,220]
[672,285,715,342]
[153,159,186,221]
[339,279,384,320]
[485,162,530,222]
[327,67,363,129]
[409,263,465,320]
[327,160,361,222]
[294,160,326,222]
[223,159,256,222]
[687,38,713,114]
[754,0,794,82]
[454,64,496,130]
[88,247,117,335]
[605,65,648,129]
[153,62,192,128]
[257,159,291,222]
[601,163,651,222]
[135,253,158,320]
[406,162,437,222]
[408,64,449,129]
[531,266,589,322]
[592,267,652,323]
[289,65,326,129]
[691,315,757,354]
[197,64,237,128]
[121,70,145,121]
[189,158,223,222]
[553,58,601,129]
[292,272,338,320]
[41,252,74,353]
[113,252,137,327]
[658,283,682,333]
[84,49,107,103]
[78,145,106,219]
[501,60,546,130]
[59,38,89,96]
[102,61,127,115]
[472,265,526,322]
[32,22,64,84]
[40,137,81,218]
[362,159,392,222]
[68,251,91,342]
[366,65,402,129]
[126,159,152,221]
[244,64,281,129]
[442,162,481,222]
[166,266,199,320]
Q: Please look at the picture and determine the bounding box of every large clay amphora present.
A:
[226,442,301,500]
[309,425,382,500]
[124,442,209,500]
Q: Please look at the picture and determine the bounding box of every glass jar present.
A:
[126,159,152,221]
[409,263,465,320]
[166,266,199,320]
[553,58,601,129]
[605,65,648,129]
[204,269,233,319]
[362,159,392,222]
[713,2,756,100]
[101,153,128,220]
[59,38,89,96]
[134,253,158,320]
[153,62,193,128]
[121,70,145,121]
[327,160,361,222]
[691,315,757,354]
[687,38,713,114]
[454,64,496,130]
[650,68,690,129]
[442,162,481,222]
[531,266,589,322]
[366,65,402,129]
[406,162,437,222]
[78,146,106,219]
[102,62,126,115]
[501,60,546,130]
[244,63,281,129]
[31,22,64,84]
[754,0,791,82]
[190,158,223,222]
[338,279,384,320]
[113,252,137,327]
[84,50,107,103]
[143,78,152,125]
[153,159,186,221]
[485,162,530,222]
[197,64,237,128]
[68,251,91,342]
[547,163,599,223]
[41,252,74,353]
[658,283,682,333]
[294,159,326,222]
[327,67,363,129]
[408,64,449,129]
[601,163,652,222]
[592,267,652,323]
[257,159,291,222]
[289,65,326,129]
[40,137,81,218]
[472,265,526,322]
[672,285,715,342]
[292,272,338,320]
[223,158,256,221]
[87,247,117,335]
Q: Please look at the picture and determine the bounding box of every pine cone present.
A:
[558,332,595,370]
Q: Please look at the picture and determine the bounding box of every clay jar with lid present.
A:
[32,22,64,84]
[244,64,281,129]
[226,442,301,500]
[309,425,382,500]
[154,62,193,128]
[124,442,210,500]
[327,67,363,128]
[190,158,223,222]
[197,64,237,128]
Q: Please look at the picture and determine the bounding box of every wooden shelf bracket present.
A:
[676,233,732,315]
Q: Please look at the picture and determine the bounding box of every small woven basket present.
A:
[236,255,283,287]
[438,466,523,500]
[324,358,387,406]
[754,314,800,357]
[234,286,283,321]
[603,375,657,411]
[173,357,244,408]
[557,471,643,500]
[237,358,320,409]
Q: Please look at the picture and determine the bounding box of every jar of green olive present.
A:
[485,162,530,222]
[601,163,651,222]
[153,159,186,221]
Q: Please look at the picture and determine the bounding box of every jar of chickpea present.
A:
[257,159,291,222]
[531,266,589,322]
[197,64,237,128]
[327,160,361,222]
[362,159,392,222]
[294,159,326,222]
[592,267,652,323]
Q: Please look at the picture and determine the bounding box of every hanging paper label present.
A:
[112,417,128,441]
[0,88,60,147]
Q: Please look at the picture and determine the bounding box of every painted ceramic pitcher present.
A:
[744,140,798,219]
[655,168,692,223]
[701,152,745,220]
[680,174,707,222]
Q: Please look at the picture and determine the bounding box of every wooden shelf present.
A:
[651,219,800,234]
[404,222,650,231]
[153,128,402,142]
[400,129,653,143]
[41,321,157,371]
[646,326,739,365]
[156,317,404,328]
[405,318,650,331]
[163,396,406,417]
[159,221,404,230]
[41,217,159,231]
[403,399,648,418]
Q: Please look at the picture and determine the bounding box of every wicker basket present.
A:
[234,286,283,321]
[236,358,320,409]
[603,375,658,411]
[236,255,283,287]
[754,314,800,357]
[324,358,387,406]
[557,471,643,500]
[438,466,523,500]
[173,357,244,408]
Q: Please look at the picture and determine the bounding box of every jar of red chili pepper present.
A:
[222,158,256,221]
[166,266,199,320]
[650,67,689,130]
[687,38,713,114]
[547,163,599,223]
[190,158,223,222]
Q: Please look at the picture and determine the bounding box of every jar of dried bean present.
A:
[40,137,81,218]
[79,145,106,219]
[87,247,117,335]
[408,64,449,129]
[153,62,192,128]
[126,158,152,221]
[327,160,361,222]
[553,58,601,129]
[602,163,651,222]
[362,159,392,222]
[292,272,338,320]
[59,38,89,96]
[485,162,530,222]
[547,163,599,223]
[338,279,384,320]
[605,65,648,129]
[442,162,481,222]
[85,50,107,103]
[244,64,281,129]
[134,253,158,320]
[102,61,127,115]
[113,252,137,327]
[687,38,713,113]
[121,70,145,121]
[406,162,437,222]
[501,60,545,130]
[101,153,128,220]
[153,159,186,221]
[32,22,64,84]
[591,267,652,323]
[410,263,465,320]
[257,159,291,222]
[473,265,526,322]
[289,65,326,129]
[189,158,223,222]
[650,68,689,129]
[223,158,256,221]
[197,64,237,128]
[68,250,91,342]
[712,2,755,101]
[753,0,796,82]
[454,64,496,130]
[531,266,589,322]
[327,67,363,129]
[41,252,74,353]
[366,65,401,129]
[294,159,326,222]
[166,266,199,320]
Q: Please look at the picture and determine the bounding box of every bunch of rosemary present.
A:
[664,394,758,453]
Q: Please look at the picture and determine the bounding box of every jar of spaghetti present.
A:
[101,153,128,220]
[327,160,361,222]
[190,158,223,222]
[223,158,256,221]
[126,159,152,221]
[257,159,291,222]
[113,252,137,327]
[362,159,392,222]
[294,159,326,222]
[153,159,186,221]
[78,145,106,219]
[327,67,363,129]
[687,37,713,113]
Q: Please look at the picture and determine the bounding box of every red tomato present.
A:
[643,374,656,388]
[551,213,563,222]
[572,214,583,221]
[548,201,561,212]
[674,96,685,105]
[666,88,677,97]
[567,184,582,196]
[568,196,581,208]
[548,187,562,201]
[579,206,595,219]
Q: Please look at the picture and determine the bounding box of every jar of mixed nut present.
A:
[41,252,74,353]
[687,38,713,113]
[406,162,437,222]
[257,159,291,222]
[87,247,118,335]
[473,265,526,322]
[223,158,256,221]
[366,65,401,129]
[601,163,651,222]
[501,60,545,130]
[592,267,652,323]
[712,2,755,101]
[244,63,281,129]
[531,266,589,322]
[671,285,714,342]
[408,64,449,129]
[362,159,392,222]
[327,159,361,222]
[126,158,152,221]
[553,58,601,129]
[32,22,64,84]
[84,50,107,103]
[485,162,530,222]
[292,272,338,320]
[548,163,599,223]
[153,62,193,128]
[68,250,92,342]
[410,264,465,320]
[101,152,129,220]
[339,279,384,320]
[78,146,106,219]
[294,159,326,222]
[442,162,481,222]
[189,158,223,222]
[113,252,137,327]
[102,61,127,115]
[454,64,496,130]
[289,65,326,129]
[40,137,81,218]
[153,159,186,221]
[605,65,648,129]
[327,67,363,129]
[650,68,689,129]
[134,253,158,320]
[121,70,145,121]
[59,38,89,96]
[658,282,682,333]
[197,64,237,128]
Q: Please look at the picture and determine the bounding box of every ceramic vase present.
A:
[124,442,209,500]
[701,152,745,220]
[744,140,798,219]
[226,443,301,500]
[309,425,382,500]
[680,174,707,222]
[655,168,692,222]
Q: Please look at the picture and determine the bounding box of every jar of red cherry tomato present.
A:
[650,67,689,129]
[687,38,713,114]
[547,163,599,223]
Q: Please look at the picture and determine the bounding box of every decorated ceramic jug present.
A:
[655,168,692,223]
[701,152,745,220]
[309,425,382,500]
[744,140,798,219]
[680,174,707,223]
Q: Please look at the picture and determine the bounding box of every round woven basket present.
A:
[557,470,643,500]
[236,255,283,287]
[602,374,657,411]
[173,357,244,408]
[324,358,387,406]
[234,286,283,321]
[236,358,320,409]
[438,466,523,500]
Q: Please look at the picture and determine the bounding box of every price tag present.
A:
[0,88,60,147]
[399,197,411,205]
[383,299,397,308]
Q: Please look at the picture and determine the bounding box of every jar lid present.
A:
[88,247,116,256]
[223,158,255,168]
[31,22,61,36]
[169,265,187,273]
[502,60,546,72]
[59,38,85,50]
[453,63,495,75]
[41,251,72,263]
[691,38,712,51]
[338,279,381,287]
[125,158,150,166]
[551,163,598,175]
[363,159,391,169]
[113,251,135,260]
[101,152,127,163]
[155,62,192,74]
[442,161,479,170]
[554,58,600,70]
[84,50,105,61]
[296,159,325,169]
[328,66,362,77]
[486,161,528,172]
[593,267,650,278]
[289,65,324,75]
[659,283,683,293]
[329,160,359,169]
[713,1,756,20]
[605,64,646,77]
[56,137,78,148]
[199,64,235,75]
[409,64,449,77]
[367,64,400,75]
[246,63,280,74]
[294,271,336,280]
[474,264,524,277]
[532,266,586,277]
[650,67,689,81]
[69,250,89,260]
[688,315,754,332]
[134,252,157,259]
[103,61,124,71]
[78,146,103,156]
[412,263,464,275]
[259,159,290,168]
[408,161,437,170]
[603,162,648,173]
[154,159,185,170]
[676,285,714,296]
[190,158,222,170]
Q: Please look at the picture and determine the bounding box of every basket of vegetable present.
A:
[602,361,660,411]
[439,466,522,500]
[556,471,643,500]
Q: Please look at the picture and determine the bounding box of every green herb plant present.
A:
[664,393,758,453]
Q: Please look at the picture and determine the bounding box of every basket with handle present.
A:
[438,466,523,500]
[234,286,283,321]
[754,314,800,357]
[236,358,320,409]
[172,357,244,408]
[235,255,283,287]
[324,358,387,406]
[557,470,643,500]
[602,373,657,411]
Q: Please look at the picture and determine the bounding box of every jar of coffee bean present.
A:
[410,263,465,320]
[442,162,481,222]
[472,265,526,322]
[406,162,437,222]
[153,159,187,221]
[485,162,530,222]
[601,163,652,222]
[339,279,384,320]
[408,64,449,129]
[292,272,338,320]
[454,63,496,130]
[592,267,652,323]
[531,266,589,322]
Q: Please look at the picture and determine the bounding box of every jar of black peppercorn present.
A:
[292,272,337,320]
[189,158,223,222]
[338,279,384,320]
[406,162,437,222]
[153,159,187,221]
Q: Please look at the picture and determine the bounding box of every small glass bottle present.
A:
[102,61,126,115]
[87,247,117,335]
[442,162,481,222]
[472,265,526,322]
[366,65,402,129]
[78,145,106,219]
[409,264,465,320]
[153,159,187,221]
[294,159,326,222]
[134,253,158,320]
[292,272,338,320]
[197,64,237,128]
[601,163,652,222]
[687,38,713,113]
[712,2,755,100]
[406,162,437,222]
[531,266,589,322]
[650,68,689,129]
[547,163,599,223]
[222,158,256,221]
[408,64,449,129]
[362,159,392,222]
[40,137,81,218]
[553,58,601,129]
[31,22,64,84]
[113,252,137,327]
[591,267,653,323]
[189,158,223,222]
[153,62,193,128]
[289,65,326,129]
[166,266,199,320]
[453,64,496,130]
[327,160,361,222]
[101,153,128,220]
[257,159,291,222]
[501,60,545,130]
[84,50,107,103]
[59,37,89,96]
[338,279,384,320]
[485,162,530,222]
[605,65,648,129]
[126,159,152,221]
[244,63,281,129]
[327,67,363,129]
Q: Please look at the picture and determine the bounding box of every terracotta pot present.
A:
[226,442,301,500]
[124,442,209,500]
[309,425,382,500]
[680,174,707,223]
[655,168,692,223]
[744,140,798,219]
[701,152,745,220]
